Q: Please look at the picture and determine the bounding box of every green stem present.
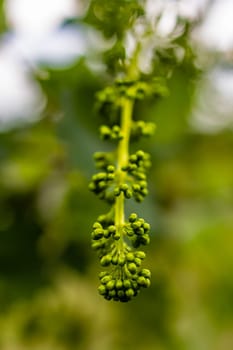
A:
[115,97,134,243]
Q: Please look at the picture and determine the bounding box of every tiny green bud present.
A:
[100,125,111,139]
[137,276,147,287]
[108,225,116,234]
[118,255,126,266]
[136,227,144,235]
[117,290,125,298]
[109,290,116,297]
[136,172,146,180]
[139,180,147,188]
[134,258,142,266]
[144,278,151,288]
[125,288,135,298]
[137,120,145,128]
[107,173,115,181]
[99,271,108,279]
[123,279,131,289]
[107,165,115,173]
[131,281,139,290]
[125,189,133,198]
[114,187,121,196]
[91,242,104,250]
[128,164,136,171]
[141,234,150,245]
[106,280,115,290]
[111,255,118,265]
[132,221,141,229]
[126,252,135,262]
[93,222,102,229]
[135,251,146,259]
[116,279,123,289]
[140,269,151,279]
[99,180,108,189]
[136,150,145,159]
[128,263,137,274]
[104,229,111,238]
[126,228,134,236]
[98,285,107,295]
[100,254,112,266]
[88,183,96,191]
[93,228,104,239]
[143,223,150,232]
[93,152,105,160]
[135,194,144,202]
[113,232,121,240]
[101,275,112,284]
[112,125,120,133]
[129,163,137,171]
[129,213,138,222]
[121,183,129,192]
[130,154,137,163]
[141,188,148,196]
[132,184,140,192]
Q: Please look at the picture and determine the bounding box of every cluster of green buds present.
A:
[91,213,151,302]
[131,120,156,141]
[99,125,123,141]
[89,79,160,301]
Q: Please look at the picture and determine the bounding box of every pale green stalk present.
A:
[115,97,134,247]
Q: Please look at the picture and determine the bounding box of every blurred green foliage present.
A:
[0,1,233,349]
[0,0,7,33]
[85,0,144,39]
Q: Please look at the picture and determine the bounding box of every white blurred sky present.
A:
[6,0,78,34]
[0,0,233,131]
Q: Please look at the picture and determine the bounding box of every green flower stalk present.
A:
[85,0,195,302]
[88,79,165,302]
[114,97,133,242]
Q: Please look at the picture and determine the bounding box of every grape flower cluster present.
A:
[89,80,160,301]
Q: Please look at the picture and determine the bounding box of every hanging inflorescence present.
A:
[89,79,167,302]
